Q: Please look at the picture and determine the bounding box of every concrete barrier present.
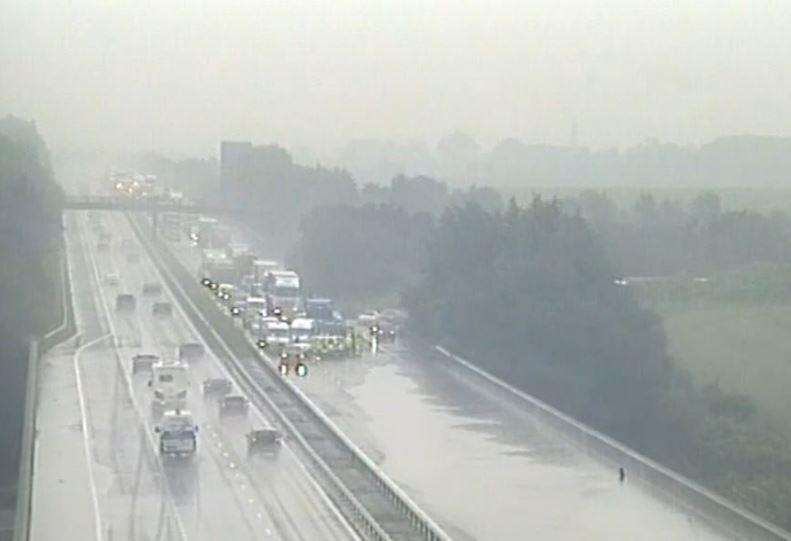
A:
[13,247,77,541]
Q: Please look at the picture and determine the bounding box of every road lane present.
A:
[99,211,358,541]
[32,212,183,541]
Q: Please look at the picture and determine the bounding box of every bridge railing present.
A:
[63,195,241,215]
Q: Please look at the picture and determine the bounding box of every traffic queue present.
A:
[190,217,397,377]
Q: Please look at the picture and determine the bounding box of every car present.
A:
[216,283,234,302]
[152,301,173,317]
[229,301,246,317]
[219,395,249,417]
[202,377,232,398]
[178,342,205,363]
[126,252,141,264]
[142,282,163,296]
[97,241,110,252]
[246,428,283,456]
[116,293,136,312]
[132,353,160,375]
[104,273,120,286]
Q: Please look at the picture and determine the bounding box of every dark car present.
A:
[246,429,282,457]
[116,293,136,312]
[178,342,205,363]
[202,377,232,398]
[219,395,249,417]
[142,282,163,296]
[132,353,159,375]
[152,301,173,317]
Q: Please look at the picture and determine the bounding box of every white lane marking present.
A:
[134,216,363,540]
[73,332,111,541]
[77,213,189,540]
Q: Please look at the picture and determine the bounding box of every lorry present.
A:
[261,319,291,348]
[253,259,279,283]
[243,297,268,329]
[200,249,237,285]
[265,270,301,320]
[155,410,198,459]
[149,360,189,417]
[195,217,219,248]
[290,318,315,342]
[222,244,256,286]
[305,298,346,337]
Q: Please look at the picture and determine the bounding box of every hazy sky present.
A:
[2,0,790,158]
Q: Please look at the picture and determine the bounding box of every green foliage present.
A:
[405,195,791,529]
[569,189,791,276]
[290,204,432,302]
[406,197,670,444]
[0,115,63,484]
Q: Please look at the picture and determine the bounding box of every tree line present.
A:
[335,133,791,188]
[571,189,791,277]
[0,115,63,486]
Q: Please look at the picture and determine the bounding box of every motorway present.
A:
[28,204,757,541]
[29,210,358,541]
[166,220,733,541]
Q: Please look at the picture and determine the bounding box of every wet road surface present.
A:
[166,219,733,540]
[30,211,357,541]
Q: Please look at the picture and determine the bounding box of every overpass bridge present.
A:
[63,195,243,216]
[63,195,249,235]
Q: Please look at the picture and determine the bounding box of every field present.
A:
[634,266,791,436]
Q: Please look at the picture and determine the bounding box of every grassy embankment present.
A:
[634,263,791,436]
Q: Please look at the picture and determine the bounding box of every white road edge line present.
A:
[137,218,362,541]
[73,332,111,541]
[75,212,189,541]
